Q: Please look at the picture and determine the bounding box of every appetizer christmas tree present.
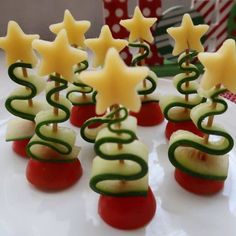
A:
[120,6,164,126]
[80,48,156,230]
[49,9,94,127]
[26,30,87,190]
[0,21,46,158]
[160,13,209,139]
[168,39,236,195]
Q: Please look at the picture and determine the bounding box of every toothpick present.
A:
[22,65,33,107]
[53,73,60,132]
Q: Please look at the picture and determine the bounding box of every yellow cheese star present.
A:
[33,30,87,82]
[85,25,127,67]
[198,39,236,93]
[49,9,91,48]
[80,48,149,114]
[167,14,209,56]
[120,6,157,43]
[0,21,39,66]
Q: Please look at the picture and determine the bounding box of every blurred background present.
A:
[0,0,190,39]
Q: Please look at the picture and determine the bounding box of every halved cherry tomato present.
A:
[130,102,164,126]
[70,104,98,127]
[12,138,31,158]
[98,187,156,230]
[26,158,82,191]
[165,120,203,140]
[175,168,224,195]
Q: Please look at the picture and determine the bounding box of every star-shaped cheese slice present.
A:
[80,48,149,114]
[120,6,157,43]
[33,30,87,82]
[0,21,39,66]
[85,25,127,67]
[49,9,91,48]
[167,13,209,56]
[198,39,236,93]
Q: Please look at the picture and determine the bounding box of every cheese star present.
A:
[85,25,127,67]
[0,21,39,66]
[120,6,157,43]
[49,9,90,48]
[80,48,149,114]
[33,30,87,82]
[198,39,236,93]
[167,14,209,56]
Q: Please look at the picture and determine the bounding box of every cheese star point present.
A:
[33,29,87,82]
[49,9,91,48]
[167,13,209,56]
[80,48,148,114]
[198,39,236,93]
[120,6,157,43]
[0,21,39,66]
[85,25,128,67]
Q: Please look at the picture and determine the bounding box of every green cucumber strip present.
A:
[27,74,78,162]
[5,62,46,121]
[67,60,95,105]
[160,50,204,122]
[168,87,234,180]
[88,107,149,197]
[6,118,35,141]
[129,42,159,102]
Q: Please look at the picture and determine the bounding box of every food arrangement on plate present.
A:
[0,2,236,233]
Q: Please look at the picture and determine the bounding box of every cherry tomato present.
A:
[175,168,224,195]
[70,104,98,127]
[98,187,156,230]
[12,138,31,158]
[165,120,203,140]
[130,102,164,126]
[26,158,82,191]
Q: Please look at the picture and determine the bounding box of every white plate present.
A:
[0,76,236,236]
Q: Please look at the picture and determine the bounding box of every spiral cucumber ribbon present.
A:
[129,41,159,104]
[27,74,79,162]
[160,51,205,122]
[81,107,149,197]
[168,86,234,180]
[67,60,95,106]
[5,62,46,141]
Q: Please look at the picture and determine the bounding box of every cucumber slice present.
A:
[174,146,228,179]
[6,118,35,141]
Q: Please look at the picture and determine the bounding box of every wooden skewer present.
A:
[73,43,87,100]
[22,66,33,107]
[53,73,60,133]
[203,84,221,145]
[185,48,190,104]
[139,39,147,99]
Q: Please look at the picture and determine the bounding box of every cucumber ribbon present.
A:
[5,62,46,141]
[160,51,205,122]
[81,107,149,197]
[66,60,96,106]
[27,74,79,162]
[168,86,234,180]
[129,41,159,104]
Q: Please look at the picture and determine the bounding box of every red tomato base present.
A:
[12,138,31,158]
[175,168,224,195]
[165,120,203,140]
[26,158,82,191]
[98,187,156,230]
[130,102,164,126]
[70,104,97,127]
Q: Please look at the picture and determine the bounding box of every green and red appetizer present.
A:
[0,21,46,158]
[169,39,236,195]
[160,14,209,139]
[26,30,87,190]
[80,48,156,229]
[120,6,163,126]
